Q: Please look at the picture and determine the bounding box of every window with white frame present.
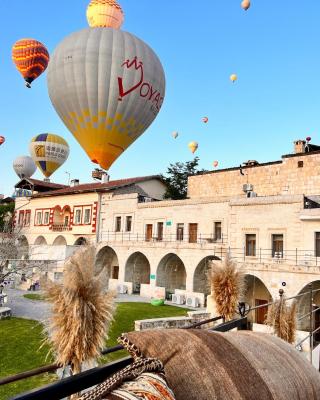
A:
[24,211,31,226]
[84,208,91,224]
[115,216,121,232]
[74,209,82,225]
[126,216,132,232]
[43,211,50,225]
[36,211,42,225]
[18,211,24,226]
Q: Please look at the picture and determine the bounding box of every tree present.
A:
[0,203,14,231]
[162,157,206,200]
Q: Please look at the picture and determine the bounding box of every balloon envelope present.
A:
[188,141,198,154]
[87,0,124,28]
[13,156,37,179]
[202,117,208,123]
[241,0,250,10]
[172,131,178,139]
[230,74,237,82]
[12,39,49,88]
[0,136,5,145]
[47,28,165,171]
[213,161,219,168]
[29,133,69,178]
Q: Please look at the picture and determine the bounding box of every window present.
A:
[157,222,164,241]
[84,208,91,224]
[315,233,320,257]
[298,161,304,168]
[24,211,31,227]
[272,234,283,258]
[75,209,82,225]
[64,216,69,226]
[43,211,50,225]
[176,223,184,241]
[115,216,121,232]
[189,223,198,243]
[112,266,119,279]
[246,234,256,256]
[126,216,132,232]
[36,211,42,226]
[18,211,24,226]
[214,222,222,240]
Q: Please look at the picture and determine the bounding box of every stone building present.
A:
[13,140,320,332]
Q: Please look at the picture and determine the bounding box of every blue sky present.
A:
[1,0,320,195]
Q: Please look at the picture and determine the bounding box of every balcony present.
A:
[52,224,71,232]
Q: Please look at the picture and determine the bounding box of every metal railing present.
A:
[51,224,71,232]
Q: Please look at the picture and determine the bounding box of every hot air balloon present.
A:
[202,117,208,123]
[172,131,178,139]
[230,74,238,83]
[0,136,5,146]
[12,39,49,88]
[13,156,37,179]
[188,141,198,154]
[241,0,251,10]
[29,134,69,179]
[306,136,312,142]
[87,0,124,29]
[47,29,165,171]
[213,160,219,168]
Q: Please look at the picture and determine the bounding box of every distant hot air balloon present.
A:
[13,156,37,179]
[230,74,238,83]
[87,0,124,29]
[12,39,49,88]
[172,131,178,139]
[202,117,208,123]
[213,160,219,168]
[241,0,251,10]
[306,136,312,142]
[47,29,165,171]
[0,136,5,146]
[188,141,198,154]
[29,134,69,178]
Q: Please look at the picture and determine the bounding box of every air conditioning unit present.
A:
[144,197,153,203]
[172,294,185,305]
[243,183,253,192]
[186,296,200,308]
[117,284,128,294]
[247,191,257,198]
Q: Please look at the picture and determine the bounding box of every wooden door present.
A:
[255,299,268,324]
[314,308,320,342]
[189,224,198,243]
[145,224,153,241]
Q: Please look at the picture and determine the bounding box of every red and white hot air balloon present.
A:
[0,136,5,146]
[202,117,208,123]
[213,160,219,168]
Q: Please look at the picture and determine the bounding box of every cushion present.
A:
[126,329,320,400]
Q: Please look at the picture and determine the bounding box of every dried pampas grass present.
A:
[265,296,297,344]
[43,245,115,374]
[210,255,244,321]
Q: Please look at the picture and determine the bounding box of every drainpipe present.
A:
[95,191,103,244]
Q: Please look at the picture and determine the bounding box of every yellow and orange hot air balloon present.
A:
[230,74,238,83]
[87,0,124,29]
[188,141,198,154]
[12,39,49,88]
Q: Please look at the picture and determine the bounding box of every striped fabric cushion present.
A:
[127,329,320,400]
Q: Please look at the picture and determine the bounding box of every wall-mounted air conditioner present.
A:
[247,191,257,198]
[186,296,200,308]
[117,284,128,294]
[172,294,185,305]
[243,184,253,192]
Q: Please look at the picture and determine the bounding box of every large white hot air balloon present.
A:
[13,156,37,179]
[47,28,166,171]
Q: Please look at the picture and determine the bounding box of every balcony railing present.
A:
[51,224,71,232]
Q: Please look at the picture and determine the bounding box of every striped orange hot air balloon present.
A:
[12,39,49,88]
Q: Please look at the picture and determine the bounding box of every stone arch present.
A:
[156,253,186,297]
[95,246,119,284]
[17,235,29,259]
[74,237,87,246]
[193,256,221,295]
[242,274,272,324]
[52,235,67,246]
[34,236,47,245]
[296,281,320,333]
[125,252,150,294]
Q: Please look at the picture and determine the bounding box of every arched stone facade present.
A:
[125,252,151,294]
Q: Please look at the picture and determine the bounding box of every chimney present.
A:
[101,172,110,184]
[70,179,80,187]
[294,140,306,154]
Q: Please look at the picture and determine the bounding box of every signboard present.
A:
[150,274,156,280]
[166,221,172,226]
